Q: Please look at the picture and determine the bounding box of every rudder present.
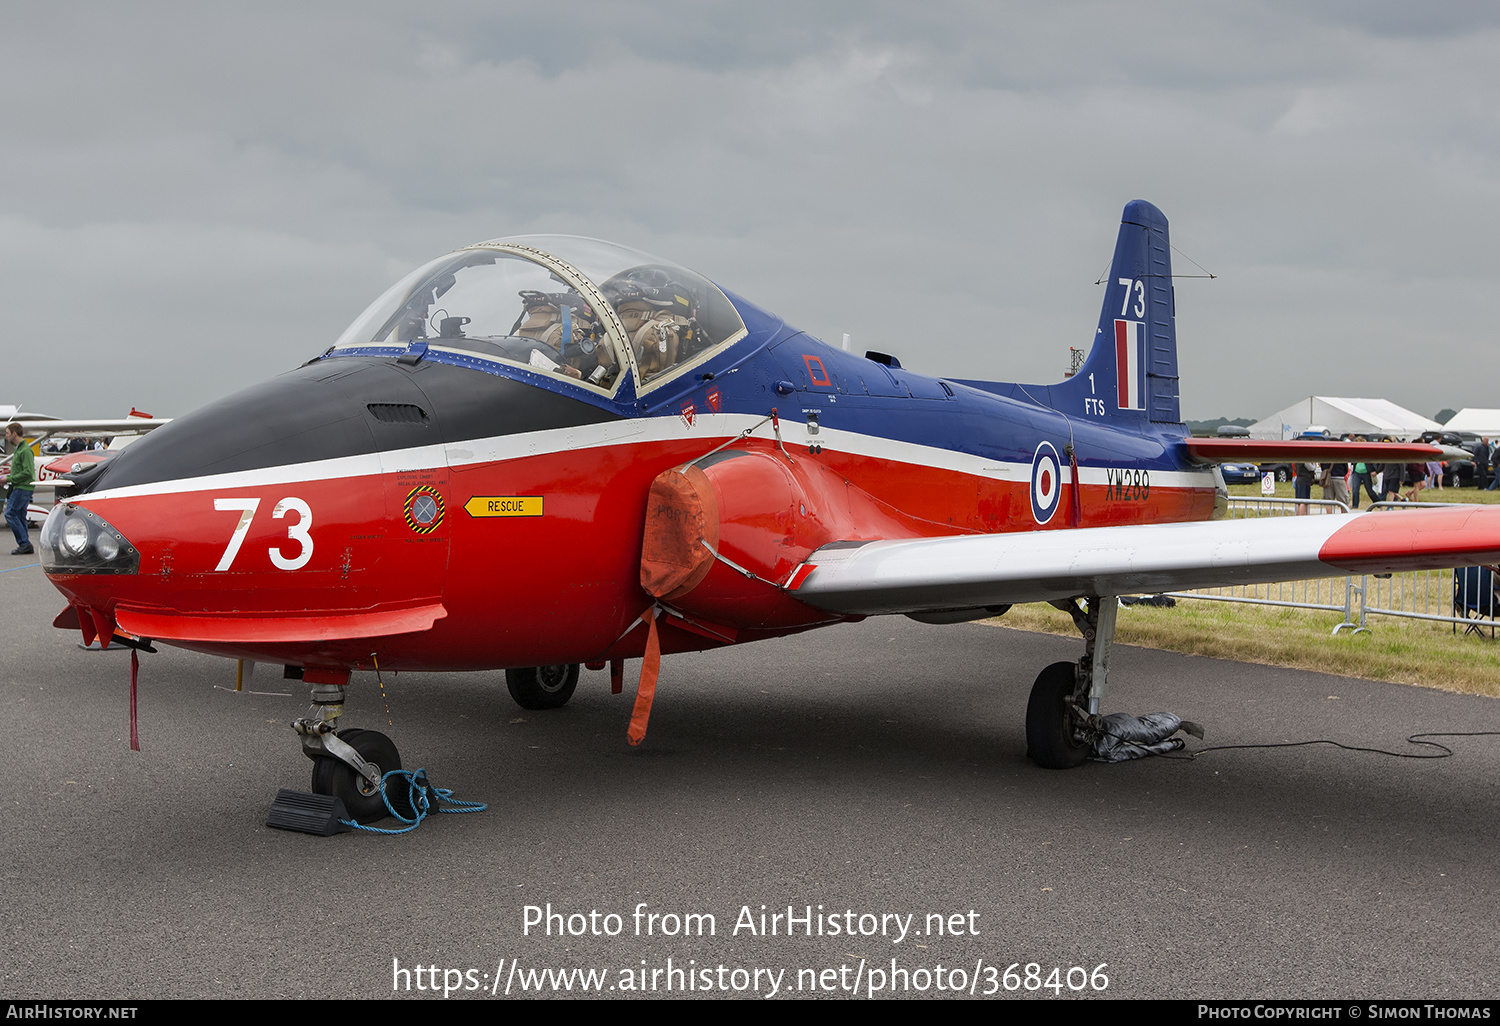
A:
[1064,200,1181,425]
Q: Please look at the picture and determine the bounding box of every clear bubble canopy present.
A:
[332,236,746,393]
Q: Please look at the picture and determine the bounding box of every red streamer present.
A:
[626,608,662,747]
[129,649,140,752]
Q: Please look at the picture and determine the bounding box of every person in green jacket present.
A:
[5,422,35,554]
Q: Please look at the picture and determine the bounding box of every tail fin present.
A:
[1065,200,1181,425]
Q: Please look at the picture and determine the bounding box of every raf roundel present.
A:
[1030,441,1063,525]
[404,485,446,535]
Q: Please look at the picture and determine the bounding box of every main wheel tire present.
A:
[310,727,409,824]
[1025,661,1089,769]
[506,663,580,710]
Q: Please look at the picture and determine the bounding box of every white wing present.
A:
[787,508,1500,615]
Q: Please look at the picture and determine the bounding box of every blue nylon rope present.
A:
[340,768,487,835]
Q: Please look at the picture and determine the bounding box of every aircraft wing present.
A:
[10,417,169,439]
[786,507,1500,616]
[5,419,165,482]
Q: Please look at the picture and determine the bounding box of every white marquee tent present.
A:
[1442,409,1500,437]
[1249,397,1441,440]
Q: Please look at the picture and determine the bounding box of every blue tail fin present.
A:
[1061,200,1181,425]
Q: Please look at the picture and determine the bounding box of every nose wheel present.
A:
[309,727,411,823]
[294,681,410,824]
[271,675,488,834]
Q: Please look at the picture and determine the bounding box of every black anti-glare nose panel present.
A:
[83,358,621,493]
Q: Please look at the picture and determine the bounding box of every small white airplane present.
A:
[2,407,170,525]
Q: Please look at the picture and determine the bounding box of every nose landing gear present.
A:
[271,675,487,835]
[309,727,412,823]
[294,682,407,823]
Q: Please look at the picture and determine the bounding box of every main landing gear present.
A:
[1025,595,1118,769]
[295,682,408,823]
[505,663,579,710]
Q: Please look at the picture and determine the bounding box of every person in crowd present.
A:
[1350,440,1376,509]
[1401,462,1427,502]
[1379,459,1404,503]
[1324,460,1350,510]
[1294,461,1318,515]
[4,423,35,554]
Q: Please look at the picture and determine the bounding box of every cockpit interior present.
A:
[332,237,747,396]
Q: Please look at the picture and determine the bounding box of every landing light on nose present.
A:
[40,504,140,575]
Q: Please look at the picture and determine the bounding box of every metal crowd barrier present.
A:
[1222,496,1351,517]
[1162,498,1499,637]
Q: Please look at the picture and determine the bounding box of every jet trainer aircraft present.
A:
[37,201,1499,823]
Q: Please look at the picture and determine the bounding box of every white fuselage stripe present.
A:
[77,413,1213,502]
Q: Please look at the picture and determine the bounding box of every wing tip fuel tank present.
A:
[1318,505,1500,574]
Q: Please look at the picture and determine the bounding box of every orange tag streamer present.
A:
[626,607,662,747]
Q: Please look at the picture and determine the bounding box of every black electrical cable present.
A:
[1142,731,1500,762]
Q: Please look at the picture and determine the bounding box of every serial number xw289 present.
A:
[1106,468,1150,502]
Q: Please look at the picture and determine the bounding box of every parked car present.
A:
[1220,462,1262,485]
[1257,431,1328,482]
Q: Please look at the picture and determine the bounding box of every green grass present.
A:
[1227,480,1500,505]
[989,597,1500,697]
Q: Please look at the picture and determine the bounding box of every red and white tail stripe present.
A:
[1115,319,1144,410]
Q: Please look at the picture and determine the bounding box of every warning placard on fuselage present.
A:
[464,496,544,517]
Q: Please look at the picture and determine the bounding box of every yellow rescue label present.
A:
[464,496,544,518]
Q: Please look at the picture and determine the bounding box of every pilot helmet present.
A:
[512,290,603,353]
[601,266,697,319]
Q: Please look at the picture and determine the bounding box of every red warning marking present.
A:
[803,355,831,387]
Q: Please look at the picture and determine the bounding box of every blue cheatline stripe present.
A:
[0,562,41,572]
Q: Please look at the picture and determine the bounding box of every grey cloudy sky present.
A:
[3,1,1497,421]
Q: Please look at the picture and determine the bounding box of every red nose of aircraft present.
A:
[39,345,626,666]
